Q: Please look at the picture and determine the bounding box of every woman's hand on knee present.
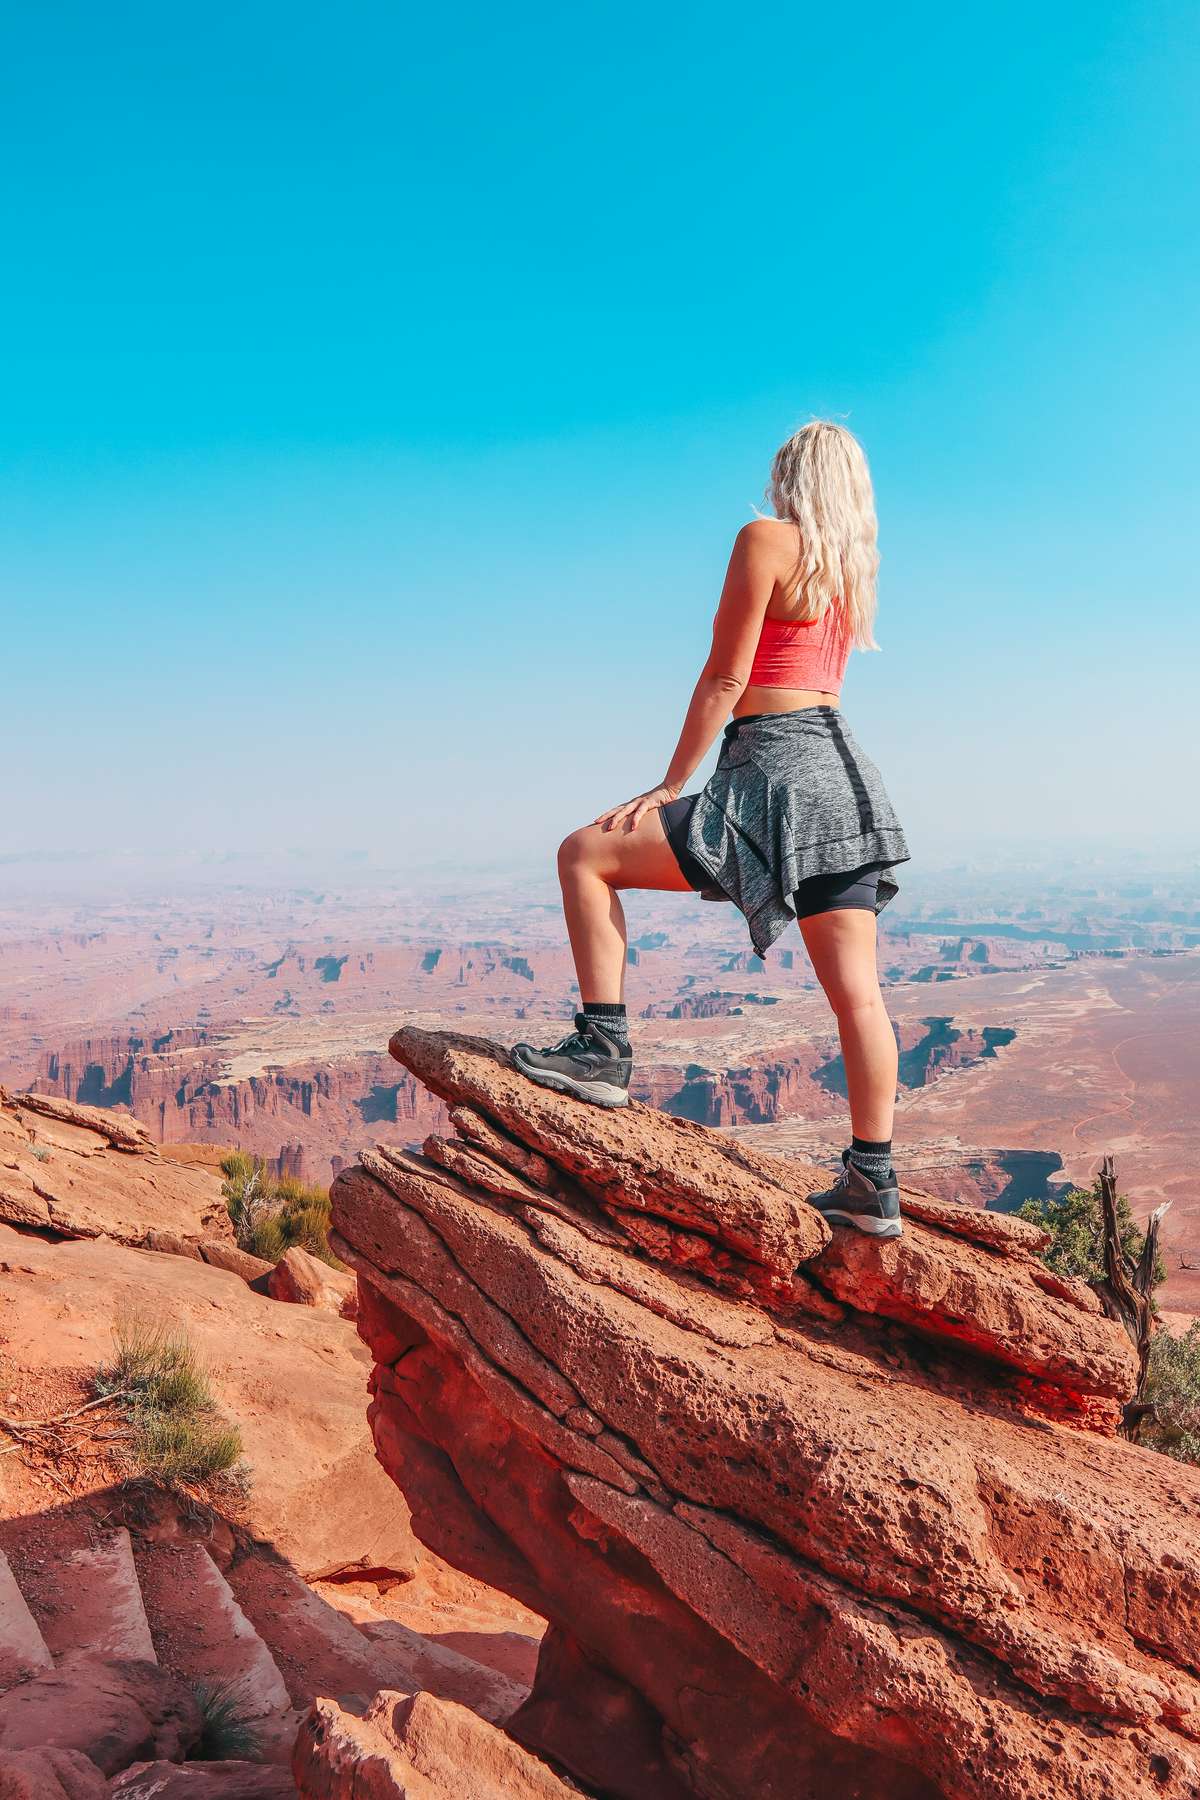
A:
[594,783,680,834]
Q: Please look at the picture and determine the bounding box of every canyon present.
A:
[0,885,1196,1792]
[2,863,1196,1304]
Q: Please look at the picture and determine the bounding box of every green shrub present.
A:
[220,1153,342,1268]
[136,1411,244,1485]
[97,1310,246,1492]
[1016,1180,1166,1288]
[191,1678,262,1761]
[1020,1181,1195,1464]
[1139,1324,1200,1465]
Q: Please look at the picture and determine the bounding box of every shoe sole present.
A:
[820,1208,903,1239]
[510,1053,630,1108]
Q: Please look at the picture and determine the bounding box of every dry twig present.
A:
[1092,1154,1170,1439]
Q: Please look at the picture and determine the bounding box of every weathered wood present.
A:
[1092,1154,1170,1438]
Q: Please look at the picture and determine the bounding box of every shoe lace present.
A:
[539,1026,590,1057]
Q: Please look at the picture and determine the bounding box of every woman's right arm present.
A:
[659,520,777,792]
[595,522,778,833]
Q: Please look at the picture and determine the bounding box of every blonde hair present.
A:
[767,421,879,649]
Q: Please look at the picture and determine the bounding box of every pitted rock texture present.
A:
[331,1028,1200,1800]
[293,1688,577,1798]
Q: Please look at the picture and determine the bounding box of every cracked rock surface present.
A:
[330,1028,1200,1800]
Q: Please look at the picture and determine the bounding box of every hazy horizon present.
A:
[1,837,1196,914]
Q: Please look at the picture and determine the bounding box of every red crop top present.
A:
[748,606,851,693]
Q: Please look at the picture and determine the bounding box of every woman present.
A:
[512,422,910,1239]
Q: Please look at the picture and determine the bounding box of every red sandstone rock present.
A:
[268,1246,357,1317]
[144,1230,203,1260]
[9,1090,154,1152]
[109,1761,295,1796]
[329,1027,1200,1800]
[809,1218,1136,1405]
[292,1689,577,1798]
[390,1026,829,1272]
[884,1185,1051,1253]
[0,1747,105,1800]
[0,1654,199,1775]
[0,1090,228,1246]
[0,1226,418,1581]
[198,1238,274,1282]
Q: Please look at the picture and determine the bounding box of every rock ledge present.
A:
[330,1028,1200,1800]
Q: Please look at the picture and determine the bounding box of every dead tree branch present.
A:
[1091,1154,1169,1439]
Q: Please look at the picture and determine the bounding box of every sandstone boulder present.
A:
[0,1091,227,1247]
[108,1761,295,1797]
[0,1747,105,1800]
[268,1247,357,1317]
[198,1239,274,1283]
[9,1092,154,1153]
[0,1654,199,1776]
[391,1026,830,1275]
[292,1689,577,1798]
[144,1231,203,1261]
[327,1027,1200,1800]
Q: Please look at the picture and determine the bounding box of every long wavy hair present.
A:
[767,421,879,649]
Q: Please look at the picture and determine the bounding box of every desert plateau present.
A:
[0,849,1195,1792]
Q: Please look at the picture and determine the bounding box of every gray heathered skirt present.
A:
[679,707,910,957]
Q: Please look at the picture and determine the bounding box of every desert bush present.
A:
[220,1153,342,1267]
[1020,1182,1195,1463]
[136,1410,245,1484]
[220,1152,271,1247]
[1138,1324,1200,1465]
[1016,1180,1166,1288]
[191,1678,262,1761]
[97,1309,246,1490]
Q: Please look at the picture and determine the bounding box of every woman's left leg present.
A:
[799,909,897,1141]
[799,906,903,1237]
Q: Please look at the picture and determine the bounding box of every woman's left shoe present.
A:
[511,1014,632,1107]
[807,1155,903,1238]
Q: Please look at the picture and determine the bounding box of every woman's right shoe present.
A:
[808,1154,903,1238]
[511,1014,632,1107]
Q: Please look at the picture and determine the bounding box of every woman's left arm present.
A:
[595,521,776,832]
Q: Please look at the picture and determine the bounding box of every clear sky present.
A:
[3,1,1197,874]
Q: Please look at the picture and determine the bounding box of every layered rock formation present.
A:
[330,1027,1200,1800]
[294,1689,575,1798]
[29,1033,446,1184]
[0,1087,229,1245]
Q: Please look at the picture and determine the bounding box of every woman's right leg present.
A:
[511,810,693,1106]
[557,811,694,1004]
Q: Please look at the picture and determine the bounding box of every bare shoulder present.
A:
[733,516,799,566]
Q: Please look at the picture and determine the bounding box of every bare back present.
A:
[731,518,841,716]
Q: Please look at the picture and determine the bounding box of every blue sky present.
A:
[3,1,1197,871]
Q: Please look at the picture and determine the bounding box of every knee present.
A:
[557,826,597,882]
[826,980,885,1024]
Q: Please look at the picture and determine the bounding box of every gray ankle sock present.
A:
[847,1139,893,1184]
[582,1002,629,1049]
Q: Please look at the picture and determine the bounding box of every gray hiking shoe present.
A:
[809,1152,902,1238]
[511,1013,632,1108]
